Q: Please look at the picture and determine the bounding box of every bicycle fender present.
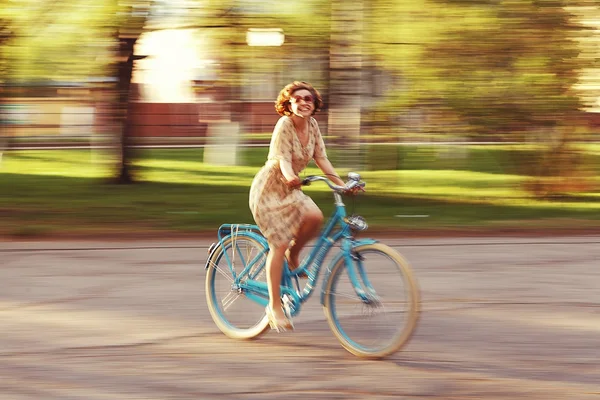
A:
[319,238,378,304]
[204,231,269,270]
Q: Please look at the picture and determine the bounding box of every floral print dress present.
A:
[249,116,328,247]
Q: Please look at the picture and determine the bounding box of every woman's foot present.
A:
[265,306,294,332]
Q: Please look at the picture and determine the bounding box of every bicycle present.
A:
[204,172,420,359]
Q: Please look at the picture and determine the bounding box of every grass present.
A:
[1,146,599,238]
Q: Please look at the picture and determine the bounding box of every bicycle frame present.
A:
[207,189,377,317]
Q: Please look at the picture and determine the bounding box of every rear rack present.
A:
[217,224,264,242]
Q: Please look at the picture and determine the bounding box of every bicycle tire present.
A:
[323,243,420,358]
[205,234,270,339]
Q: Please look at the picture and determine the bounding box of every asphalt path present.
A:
[1,236,599,399]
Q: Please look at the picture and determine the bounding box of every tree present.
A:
[110,1,151,184]
[360,1,597,140]
[419,1,598,195]
[0,0,153,183]
[328,0,365,168]
[0,0,121,83]
[419,1,586,139]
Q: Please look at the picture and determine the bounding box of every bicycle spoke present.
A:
[324,290,363,301]
[221,291,241,311]
[245,243,254,264]
[209,261,235,284]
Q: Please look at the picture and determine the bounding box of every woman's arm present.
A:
[270,117,301,187]
[315,157,345,187]
[280,159,300,187]
[312,120,345,187]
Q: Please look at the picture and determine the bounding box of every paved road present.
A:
[1,236,599,399]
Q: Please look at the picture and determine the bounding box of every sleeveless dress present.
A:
[249,116,328,247]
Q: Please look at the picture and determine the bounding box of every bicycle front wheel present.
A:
[323,243,420,358]
[205,234,270,339]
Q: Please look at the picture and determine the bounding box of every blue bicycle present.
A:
[205,173,420,358]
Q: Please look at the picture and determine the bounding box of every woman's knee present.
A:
[306,210,324,225]
[269,243,287,256]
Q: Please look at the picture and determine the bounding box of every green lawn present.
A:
[1,146,599,238]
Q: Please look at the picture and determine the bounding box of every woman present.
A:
[249,81,346,332]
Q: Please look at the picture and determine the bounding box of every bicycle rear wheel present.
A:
[205,234,270,339]
[323,243,420,358]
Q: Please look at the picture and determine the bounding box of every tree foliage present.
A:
[363,0,597,140]
[1,0,597,142]
[0,0,123,83]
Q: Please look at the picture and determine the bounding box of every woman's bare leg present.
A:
[287,210,323,268]
[266,243,289,322]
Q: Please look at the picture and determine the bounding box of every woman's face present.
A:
[289,89,315,118]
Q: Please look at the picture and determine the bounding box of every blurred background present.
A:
[1,0,599,237]
[2,4,599,397]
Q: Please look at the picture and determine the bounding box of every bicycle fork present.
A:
[325,239,381,306]
[348,250,382,306]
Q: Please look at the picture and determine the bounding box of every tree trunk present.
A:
[114,37,138,184]
[0,20,14,162]
[328,0,364,169]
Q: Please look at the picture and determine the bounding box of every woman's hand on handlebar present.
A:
[283,175,302,189]
[344,185,365,196]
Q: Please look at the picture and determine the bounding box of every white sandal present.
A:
[265,307,294,333]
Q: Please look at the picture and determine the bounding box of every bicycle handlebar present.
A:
[301,174,366,193]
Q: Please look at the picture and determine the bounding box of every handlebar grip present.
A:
[301,177,313,186]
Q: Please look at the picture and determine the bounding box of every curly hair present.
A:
[274,81,323,117]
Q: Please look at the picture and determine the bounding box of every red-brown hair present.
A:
[274,81,323,116]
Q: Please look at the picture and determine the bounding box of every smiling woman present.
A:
[248,81,347,331]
